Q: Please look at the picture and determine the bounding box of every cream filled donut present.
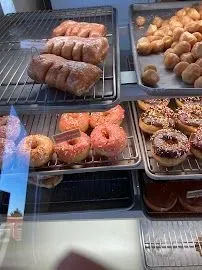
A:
[90,105,125,128]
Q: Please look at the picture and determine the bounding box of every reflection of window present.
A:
[0,106,29,217]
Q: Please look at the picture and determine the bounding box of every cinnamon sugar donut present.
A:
[59,113,89,133]
[151,129,189,167]
[90,105,125,129]
[54,132,90,164]
[137,99,170,111]
[90,124,127,157]
[175,97,202,107]
[139,106,175,135]
[190,127,202,160]
[0,115,21,141]
[176,104,202,135]
[0,138,16,168]
[17,135,54,167]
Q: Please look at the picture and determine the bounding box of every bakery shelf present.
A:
[129,1,202,97]
[140,219,202,269]
[132,102,202,180]
[9,102,141,176]
[0,6,120,112]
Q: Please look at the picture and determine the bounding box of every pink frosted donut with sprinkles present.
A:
[54,132,90,164]
[90,105,125,129]
[90,124,127,157]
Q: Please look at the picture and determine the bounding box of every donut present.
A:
[179,181,202,213]
[54,132,90,164]
[0,138,16,168]
[29,175,63,189]
[0,115,21,141]
[176,104,202,135]
[17,135,54,167]
[143,182,178,212]
[190,127,202,160]
[141,69,160,86]
[151,129,190,167]
[89,105,124,129]
[137,99,170,111]
[90,124,127,157]
[58,113,89,133]
[139,106,175,135]
[175,96,202,107]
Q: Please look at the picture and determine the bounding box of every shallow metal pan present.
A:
[129,1,202,97]
[132,102,202,180]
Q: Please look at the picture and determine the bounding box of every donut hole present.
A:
[163,135,178,145]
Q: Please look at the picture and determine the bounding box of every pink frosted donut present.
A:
[0,138,16,167]
[54,132,90,164]
[90,124,127,157]
[0,115,21,141]
[90,105,125,128]
[58,112,89,133]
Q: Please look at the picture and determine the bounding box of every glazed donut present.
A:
[90,124,127,157]
[54,132,90,164]
[90,105,125,129]
[0,138,16,168]
[0,115,21,141]
[175,97,202,107]
[176,104,202,135]
[139,106,175,135]
[137,99,170,111]
[29,175,63,189]
[17,135,54,167]
[59,113,89,133]
[190,127,202,160]
[151,129,189,167]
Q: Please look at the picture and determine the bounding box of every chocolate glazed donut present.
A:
[137,98,170,111]
[190,127,202,160]
[176,104,202,135]
[151,129,190,167]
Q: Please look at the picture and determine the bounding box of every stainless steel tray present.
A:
[140,219,202,270]
[132,102,202,180]
[129,1,202,97]
[11,102,141,176]
[0,7,120,112]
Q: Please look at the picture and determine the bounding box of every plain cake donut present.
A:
[90,105,125,129]
[90,124,127,157]
[151,129,190,167]
[17,135,54,167]
[59,113,89,133]
[54,132,90,164]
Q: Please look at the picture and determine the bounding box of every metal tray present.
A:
[140,219,202,270]
[0,7,120,112]
[139,172,202,220]
[24,170,135,214]
[129,1,202,97]
[132,102,202,180]
[10,102,141,176]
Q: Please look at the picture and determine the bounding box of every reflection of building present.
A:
[7,217,23,241]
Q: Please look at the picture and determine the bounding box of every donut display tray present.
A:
[12,102,141,176]
[132,102,202,180]
[140,219,202,269]
[0,6,120,112]
[139,173,202,219]
[129,1,202,97]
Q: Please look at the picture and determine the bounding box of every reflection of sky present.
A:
[0,106,29,215]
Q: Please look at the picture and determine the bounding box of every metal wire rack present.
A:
[0,7,119,111]
[13,102,140,175]
[24,170,135,214]
[132,102,202,180]
[140,219,202,269]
